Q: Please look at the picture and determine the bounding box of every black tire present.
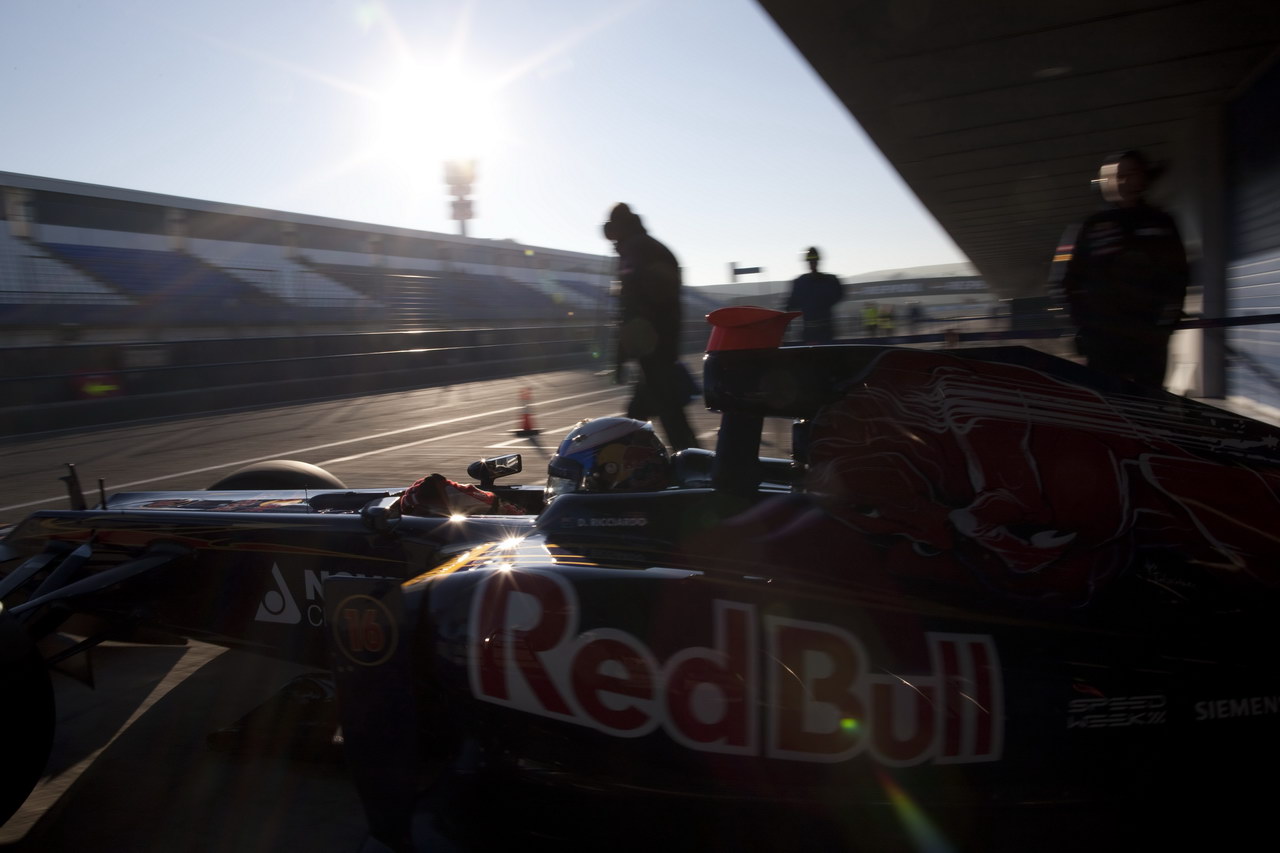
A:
[207,460,347,490]
[0,609,54,827]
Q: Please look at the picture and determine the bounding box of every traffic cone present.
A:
[514,387,541,437]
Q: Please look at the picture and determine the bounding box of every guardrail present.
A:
[0,325,616,438]
[5,313,1276,439]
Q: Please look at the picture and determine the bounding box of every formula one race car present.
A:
[3,310,1280,851]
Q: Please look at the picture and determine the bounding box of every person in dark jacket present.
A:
[604,202,698,451]
[1054,150,1189,388]
[784,246,844,343]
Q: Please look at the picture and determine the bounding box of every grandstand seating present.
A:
[40,242,290,325]
[298,261,433,330]
[300,261,583,326]
[186,238,374,309]
[515,276,595,314]
[444,273,569,322]
[553,277,610,308]
[1,229,724,335]
[0,229,138,327]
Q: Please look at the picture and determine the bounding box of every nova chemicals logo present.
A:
[256,564,398,628]
[255,563,302,624]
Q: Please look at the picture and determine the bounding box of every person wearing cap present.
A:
[603,203,698,451]
[1053,149,1189,388]
[784,247,844,343]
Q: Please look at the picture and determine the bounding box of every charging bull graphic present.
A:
[710,349,1280,607]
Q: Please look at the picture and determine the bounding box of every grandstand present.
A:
[1,172,691,344]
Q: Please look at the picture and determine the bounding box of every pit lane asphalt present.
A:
[0,361,781,852]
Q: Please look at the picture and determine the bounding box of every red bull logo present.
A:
[469,569,1003,765]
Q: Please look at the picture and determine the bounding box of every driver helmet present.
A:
[546,417,670,499]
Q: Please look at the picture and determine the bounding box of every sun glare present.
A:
[370,62,506,183]
[205,0,646,220]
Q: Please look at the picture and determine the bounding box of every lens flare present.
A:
[875,769,956,853]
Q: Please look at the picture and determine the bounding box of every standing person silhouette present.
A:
[783,246,844,343]
[604,203,698,451]
[1055,150,1189,388]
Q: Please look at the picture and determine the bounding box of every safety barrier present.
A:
[4,313,1276,439]
[0,325,609,437]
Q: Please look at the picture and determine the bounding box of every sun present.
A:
[369,60,506,186]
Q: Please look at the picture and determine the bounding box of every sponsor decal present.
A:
[468,569,1003,765]
[255,564,391,627]
[255,563,304,624]
[1067,695,1167,728]
[136,497,309,512]
[576,516,648,528]
[1194,696,1280,722]
[332,594,398,666]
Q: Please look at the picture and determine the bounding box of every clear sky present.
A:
[2,0,968,287]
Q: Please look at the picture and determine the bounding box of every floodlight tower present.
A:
[444,160,476,238]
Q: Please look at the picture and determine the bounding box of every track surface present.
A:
[0,362,788,852]
[0,362,769,522]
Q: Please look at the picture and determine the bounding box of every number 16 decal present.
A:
[333,594,398,666]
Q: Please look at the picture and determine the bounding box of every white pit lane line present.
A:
[0,386,628,515]
[485,414,625,449]
[329,399,633,462]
